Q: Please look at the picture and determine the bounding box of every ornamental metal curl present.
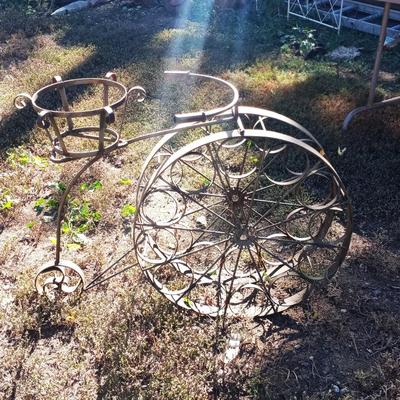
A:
[16,71,352,317]
[35,260,85,299]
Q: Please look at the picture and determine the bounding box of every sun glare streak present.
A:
[163,0,215,71]
[157,1,215,118]
[231,3,253,64]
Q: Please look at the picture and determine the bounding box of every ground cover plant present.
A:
[0,0,400,399]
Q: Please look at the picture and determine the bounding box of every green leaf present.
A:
[262,272,272,283]
[183,296,194,307]
[90,180,103,191]
[92,210,102,222]
[50,181,66,192]
[77,223,90,233]
[200,177,211,187]
[121,203,136,218]
[80,182,90,191]
[249,155,261,165]
[119,178,133,185]
[27,221,36,229]
[33,156,48,169]
[66,243,81,251]
[17,153,30,165]
[80,180,103,192]
[79,203,90,219]
[34,198,46,213]
[1,200,13,210]
[61,222,71,234]
[46,198,59,209]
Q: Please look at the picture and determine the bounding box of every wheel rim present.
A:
[134,124,352,318]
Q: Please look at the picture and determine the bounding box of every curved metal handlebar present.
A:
[164,71,239,124]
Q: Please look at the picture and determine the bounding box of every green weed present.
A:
[0,189,13,211]
[121,203,136,218]
[280,26,318,58]
[80,180,103,192]
[6,148,48,169]
[118,177,133,185]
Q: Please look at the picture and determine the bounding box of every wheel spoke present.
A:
[256,235,342,249]
[207,142,234,195]
[247,244,278,314]
[242,202,287,236]
[137,223,232,237]
[240,151,281,193]
[135,124,351,317]
[179,198,227,218]
[254,241,297,275]
[234,141,250,190]
[142,237,232,272]
[157,175,236,229]
[252,160,322,229]
[247,198,303,208]
[243,143,270,227]
[222,245,243,319]
[175,241,236,304]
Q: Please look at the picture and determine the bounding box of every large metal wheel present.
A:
[134,118,352,318]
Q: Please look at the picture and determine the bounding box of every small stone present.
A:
[51,0,91,16]
[196,215,207,229]
[327,46,361,61]
[223,332,241,364]
[73,233,89,244]
[331,384,340,394]
[43,214,55,223]
[340,308,347,313]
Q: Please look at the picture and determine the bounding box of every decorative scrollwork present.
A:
[35,260,86,300]
[14,93,32,110]
[128,86,146,103]
[134,112,352,317]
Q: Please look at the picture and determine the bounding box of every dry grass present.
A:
[0,1,400,399]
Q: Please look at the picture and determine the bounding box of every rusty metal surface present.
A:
[16,71,352,317]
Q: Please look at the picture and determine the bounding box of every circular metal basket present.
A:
[14,73,144,162]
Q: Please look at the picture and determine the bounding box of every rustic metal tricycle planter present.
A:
[15,71,352,318]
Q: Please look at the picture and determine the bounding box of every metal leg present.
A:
[343,1,400,131]
[368,1,391,106]
[54,155,100,265]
